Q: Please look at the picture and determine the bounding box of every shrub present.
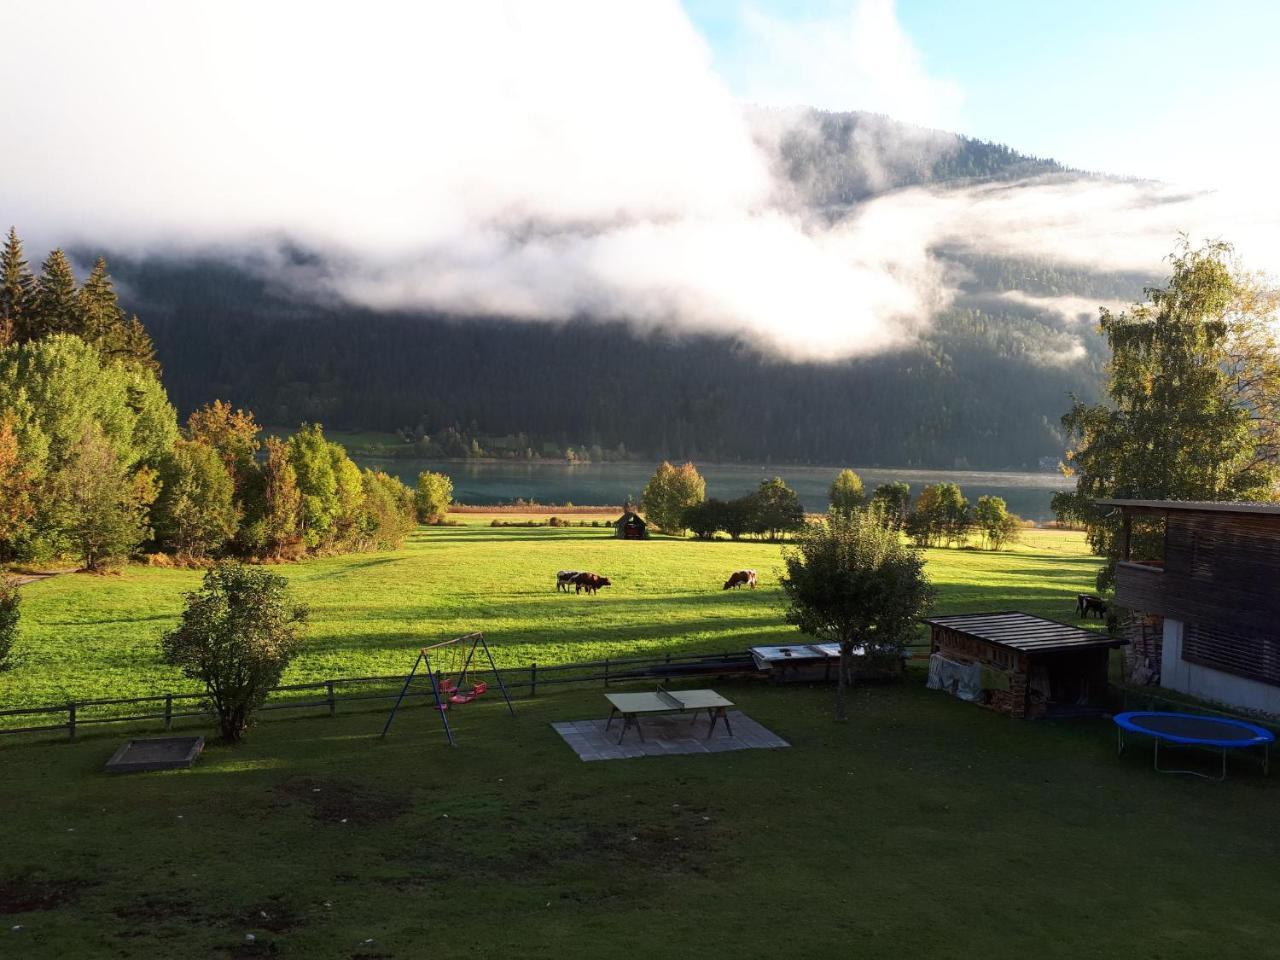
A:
[415,471,453,523]
[781,512,934,720]
[828,468,865,515]
[0,576,19,671]
[153,438,240,559]
[640,461,705,534]
[160,562,307,743]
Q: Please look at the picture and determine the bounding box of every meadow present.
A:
[3,523,1278,959]
[0,523,1104,712]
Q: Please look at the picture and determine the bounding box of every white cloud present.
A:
[729,0,964,128]
[1,1,1277,363]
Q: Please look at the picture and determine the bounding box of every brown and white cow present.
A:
[556,570,580,592]
[723,570,757,590]
[573,572,612,595]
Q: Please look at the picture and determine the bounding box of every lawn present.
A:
[0,525,1104,713]
[2,679,1278,959]
[3,525,1277,959]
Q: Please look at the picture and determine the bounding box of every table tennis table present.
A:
[604,688,734,744]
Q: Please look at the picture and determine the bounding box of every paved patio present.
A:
[551,710,790,762]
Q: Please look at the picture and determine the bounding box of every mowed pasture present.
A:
[3,524,1279,959]
[0,524,1103,712]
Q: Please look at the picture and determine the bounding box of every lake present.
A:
[352,458,1073,522]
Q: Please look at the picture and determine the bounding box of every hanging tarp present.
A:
[926,653,984,702]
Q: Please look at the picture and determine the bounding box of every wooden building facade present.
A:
[923,612,1125,719]
[1101,499,1280,715]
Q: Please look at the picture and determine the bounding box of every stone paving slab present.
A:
[551,710,789,762]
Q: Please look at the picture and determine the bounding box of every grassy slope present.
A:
[1,526,1102,711]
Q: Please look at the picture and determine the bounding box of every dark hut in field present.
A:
[614,511,648,539]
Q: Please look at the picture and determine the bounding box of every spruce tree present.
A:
[31,249,83,339]
[78,257,125,344]
[1,228,34,345]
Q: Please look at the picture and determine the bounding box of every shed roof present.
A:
[615,511,646,525]
[1095,499,1280,517]
[923,612,1126,655]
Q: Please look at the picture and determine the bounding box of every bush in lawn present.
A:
[640,461,705,534]
[973,495,1023,551]
[828,468,865,516]
[161,562,307,743]
[0,575,18,671]
[782,511,934,721]
[868,481,911,530]
[747,477,805,539]
[415,470,453,524]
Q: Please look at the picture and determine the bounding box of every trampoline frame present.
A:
[1114,711,1274,782]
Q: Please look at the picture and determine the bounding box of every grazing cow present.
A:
[1077,593,1108,619]
[573,572,612,595]
[556,570,580,593]
[723,570,757,590]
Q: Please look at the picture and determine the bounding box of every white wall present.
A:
[1161,619,1280,715]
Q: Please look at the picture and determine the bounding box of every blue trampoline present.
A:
[1114,711,1274,781]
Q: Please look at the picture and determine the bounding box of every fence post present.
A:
[326,681,336,717]
[164,694,173,730]
[530,662,537,698]
[604,658,610,687]
[67,702,77,741]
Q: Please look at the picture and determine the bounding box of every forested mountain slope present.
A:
[101,110,1145,469]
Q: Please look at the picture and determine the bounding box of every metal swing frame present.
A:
[380,632,516,746]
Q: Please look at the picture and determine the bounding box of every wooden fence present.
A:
[0,649,763,742]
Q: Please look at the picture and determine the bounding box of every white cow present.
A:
[556,570,580,593]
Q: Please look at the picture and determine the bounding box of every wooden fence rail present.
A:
[0,643,936,743]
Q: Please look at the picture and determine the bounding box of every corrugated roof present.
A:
[1095,499,1280,517]
[923,612,1126,655]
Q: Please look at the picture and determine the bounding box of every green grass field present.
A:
[3,525,1279,958]
[0,525,1103,711]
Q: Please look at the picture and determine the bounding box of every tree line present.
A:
[638,461,1023,549]
[0,228,423,575]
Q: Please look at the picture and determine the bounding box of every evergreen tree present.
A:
[30,249,83,339]
[1,228,34,346]
[78,258,124,344]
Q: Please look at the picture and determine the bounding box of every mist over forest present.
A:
[95,111,1153,469]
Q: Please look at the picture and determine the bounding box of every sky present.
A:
[2,1,1277,360]
[687,0,1280,187]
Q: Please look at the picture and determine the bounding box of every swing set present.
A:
[380,632,515,746]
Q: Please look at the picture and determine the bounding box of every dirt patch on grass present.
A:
[241,897,304,933]
[0,876,89,914]
[113,895,206,923]
[275,777,411,825]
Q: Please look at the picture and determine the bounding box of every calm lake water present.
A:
[354,458,1072,522]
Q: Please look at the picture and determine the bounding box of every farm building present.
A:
[923,612,1125,718]
[1100,499,1280,715]
[614,511,648,539]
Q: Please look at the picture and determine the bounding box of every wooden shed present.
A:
[923,612,1126,718]
[614,511,648,540]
